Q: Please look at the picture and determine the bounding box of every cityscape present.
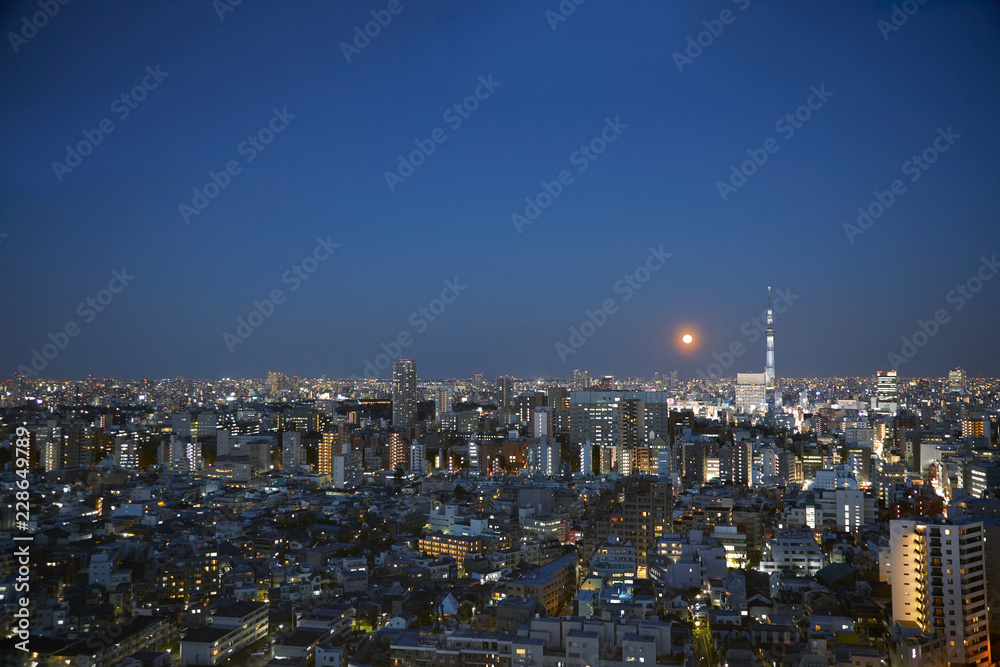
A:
[4,1,1000,667]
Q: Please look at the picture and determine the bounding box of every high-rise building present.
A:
[410,440,427,476]
[735,373,766,413]
[388,432,407,471]
[573,369,591,391]
[468,435,480,475]
[533,407,553,440]
[962,412,990,441]
[765,286,775,390]
[282,431,301,471]
[580,440,593,476]
[318,431,335,475]
[114,436,139,469]
[617,399,645,476]
[569,391,670,449]
[495,376,514,425]
[890,518,991,666]
[540,437,560,476]
[948,367,967,393]
[333,451,362,489]
[392,359,418,429]
[874,370,899,414]
[729,441,752,486]
[434,388,453,424]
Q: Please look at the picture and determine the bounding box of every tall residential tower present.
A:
[392,359,418,429]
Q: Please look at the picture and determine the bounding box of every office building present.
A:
[948,367,966,393]
[735,373,766,413]
[874,370,899,414]
[573,369,591,390]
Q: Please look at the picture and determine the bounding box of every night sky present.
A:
[3,1,1000,380]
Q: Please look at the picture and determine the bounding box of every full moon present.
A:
[682,334,693,344]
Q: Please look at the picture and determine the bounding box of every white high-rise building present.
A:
[411,440,427,476]
[540,437,560,476]
[735,373,766,413]
[532,406,553,440]
[890,518,991,666]
[282,431,301,471]
[874,370,899,414]
[580,440,593,476]
[333,451,362,489]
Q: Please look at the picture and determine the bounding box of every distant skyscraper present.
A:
[765,286,775,390]
[434,388,453,424]
[392,359,417,429]
[948,367,966,393]
[573,369,590,391]
[735,373,766,412]
[874,370,899,414]
[496,376,514,425]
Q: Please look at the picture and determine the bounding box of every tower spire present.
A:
[765,287,775,390]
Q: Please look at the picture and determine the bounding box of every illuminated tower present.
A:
[765,286,775,390]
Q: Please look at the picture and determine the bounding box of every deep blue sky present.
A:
[3,1,1000,381]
